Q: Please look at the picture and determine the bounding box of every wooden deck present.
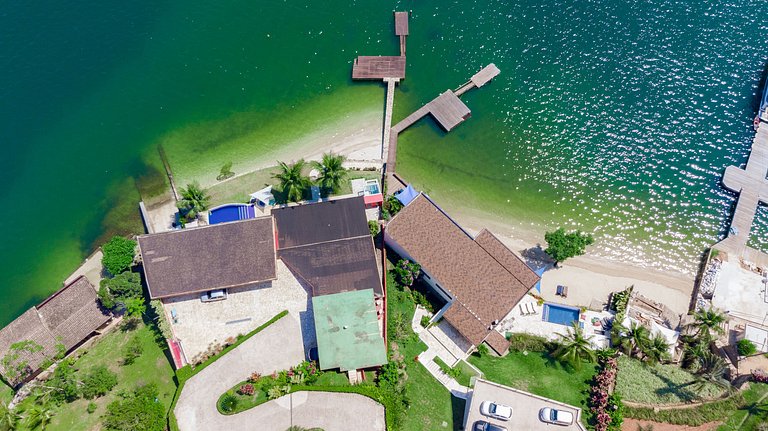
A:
[394,12,409,36]
[456,64,501,96]
[352,56,406,80]
[716,123,768,260]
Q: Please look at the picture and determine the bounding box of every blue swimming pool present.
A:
[542,303,580,326]
[208,204,255,225]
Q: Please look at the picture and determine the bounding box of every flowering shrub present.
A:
[753,370,768,384]
[238,384,255,396]
[248,371,261,383]
[590,357,622,431]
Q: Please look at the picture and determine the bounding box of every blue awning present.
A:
[532,266,547,292]
[394,184,419,206]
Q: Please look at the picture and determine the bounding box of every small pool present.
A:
[542,303,580,326]
[208,204,255,225]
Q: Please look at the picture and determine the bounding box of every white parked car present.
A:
[539,407,574,426]
[479,401,513,421]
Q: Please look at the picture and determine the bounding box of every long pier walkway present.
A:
[382,78,399,160]
[716,121,768,265]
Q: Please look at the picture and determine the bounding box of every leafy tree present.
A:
[311,153,347,194]
[737,339,757,356]
[553,322,596,369]
[690,307,726,342]
[103,384,165,431]
[98,271,143,310]
[48,361,79,404]
[176,182,211,221]
[394,259,420,287]
[1,340,44,386]
[273,160,311,203]
[543,228,594,266]
[384,195,403,216]
[368,220,380,237]
[122,335,144,366]
[80,366,118,399]
[125,298,146,320]
[102,236,137,276]
[216,161,235,181]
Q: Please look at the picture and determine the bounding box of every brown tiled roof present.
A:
[0,276,109,385]
[37,277,110,349]
[474,229,540,290]
[484,330,512,355]
[138,217,277,299]
[0,309,58,384]
[274,197,382,297]
[385,194,534,347]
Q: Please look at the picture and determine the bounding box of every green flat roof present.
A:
[312,289,387,371]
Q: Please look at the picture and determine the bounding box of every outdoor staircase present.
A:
[420,352,452,385]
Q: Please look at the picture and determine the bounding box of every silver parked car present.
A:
[473,421,508,431]
[479,401,513,421]
[539,407,574,426]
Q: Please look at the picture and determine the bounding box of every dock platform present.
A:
[352,56,406,80]
[716,122,768,260]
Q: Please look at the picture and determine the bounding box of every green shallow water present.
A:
[1,0,767,326]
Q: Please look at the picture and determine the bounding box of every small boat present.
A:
[755,74,768,130]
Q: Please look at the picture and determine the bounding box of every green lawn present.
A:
[615,356,723,404]
[468,350,596,410]
[22,322,177,431]
[718,382,768,430]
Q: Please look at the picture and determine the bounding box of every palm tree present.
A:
[312,153,347,195]
[553,322,596,369]
[176,182,211,220]
[612,321,651,359]
[690,308,726,341]
[25,403,54,431]
[643,333,671,365]
[273,160,311,203]
[0,402,21,431]
[690,351,731,395]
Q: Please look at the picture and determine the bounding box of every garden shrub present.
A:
[737,339,757,356]
[81,366,118,399]
[610,286,633,321]
[394,259,420,287]
[238,384,255,396]
[87,402,97,414]
[507,333,550,353]
[411,290,433,313]
[475,344,489,356]
[104,384,165,431]
[420,315,431,328]
[48,361,79,404]
[589,356,620,431]
[267,385,291,400]
[122,334,143,365]
[248,371,262,383]
[102,236,137,275]
[149,300,173,339]
[220,393,239,413]
[368,220,380,237]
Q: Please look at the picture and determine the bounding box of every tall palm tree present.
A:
[312,153,347,195]
[612,321,651,359]
[176,181,211,220]
[0,402,21,431]
[643,333,671,365]
[273,160,311,203]
[690,307,726,341]
[25,403,54,431]
[553,322,596,369]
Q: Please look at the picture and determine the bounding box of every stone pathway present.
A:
[411,306,475,399]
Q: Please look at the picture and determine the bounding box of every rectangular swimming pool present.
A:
[542,303,580,326]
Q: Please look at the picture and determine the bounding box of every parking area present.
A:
[465,379,586,431]
[163,260,316,363]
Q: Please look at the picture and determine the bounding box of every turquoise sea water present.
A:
[1,0,767,326]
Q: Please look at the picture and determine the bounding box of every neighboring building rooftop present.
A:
[385,193,539,351]
[273,197,382,297]
[0,277,109,385]
[312,289,387,371]
[138,217,277,299]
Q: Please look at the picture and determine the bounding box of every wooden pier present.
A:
[394,12,408,56]
[716,122,768,264]
[352,12,408,81]
[382,78,399,160]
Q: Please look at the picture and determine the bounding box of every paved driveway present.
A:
[175,313,384,431]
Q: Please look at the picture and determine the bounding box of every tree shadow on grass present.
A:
[649,366,699,402]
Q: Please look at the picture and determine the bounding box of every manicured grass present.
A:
[615,356,723,405]
[337,170,382,195]
[718,382,768,430]
[37,322,176,431]
[454,361,481,388]
[206,165,278,207]
[468,350,596,410]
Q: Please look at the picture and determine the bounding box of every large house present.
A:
[385,193,539,354]
[138,196,386,372]
[0,277,111,386]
